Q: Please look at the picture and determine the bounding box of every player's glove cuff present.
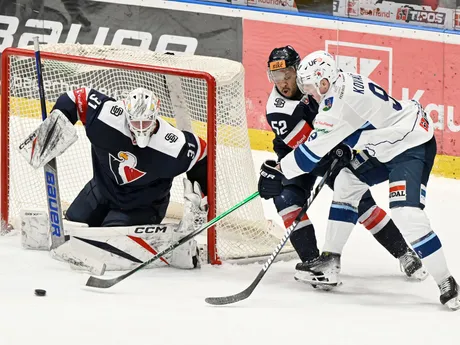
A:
[258,160,284,199]
[331,143,354,165]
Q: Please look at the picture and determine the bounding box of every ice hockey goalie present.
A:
[18,87,208,274]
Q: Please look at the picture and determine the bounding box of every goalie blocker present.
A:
[20,179,208,273]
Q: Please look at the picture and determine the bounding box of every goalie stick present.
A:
[85,191,260,289]
[33,37,66,249]
[205,158,340,306]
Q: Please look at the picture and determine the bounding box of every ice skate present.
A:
[398,249,428,281]
[438,276,460,311]
[294,252,342,290]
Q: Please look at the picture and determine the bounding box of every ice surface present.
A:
[1,150,459,345]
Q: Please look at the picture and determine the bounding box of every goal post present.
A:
[0,43,294,264]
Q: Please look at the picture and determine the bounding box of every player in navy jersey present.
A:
[259,50,459,310]
[19,87,208,270]
[264,46,426,283]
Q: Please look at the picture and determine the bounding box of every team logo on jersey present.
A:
[109,151,146,185]
[323,97,334,111]
[389,181,406,202]
[274,98,285,108]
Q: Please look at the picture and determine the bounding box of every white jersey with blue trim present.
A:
[280,72,434,179]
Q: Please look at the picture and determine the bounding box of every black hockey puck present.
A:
[34,289,46,297]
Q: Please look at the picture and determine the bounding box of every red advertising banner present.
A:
[243,19,460,156]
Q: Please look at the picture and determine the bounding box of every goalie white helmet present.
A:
[296,50,339,103]
[123,88,160,148]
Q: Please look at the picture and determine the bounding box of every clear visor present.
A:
[296,76,315,94]
[267,66,296,83]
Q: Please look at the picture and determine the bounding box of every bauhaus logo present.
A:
[325,41,393,95]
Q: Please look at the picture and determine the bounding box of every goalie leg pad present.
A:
[64,223,199,270]
[20,209,49,250]
[50,240,106,276]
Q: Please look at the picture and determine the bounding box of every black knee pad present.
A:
[274,184,308,213]
[66,180,109,227]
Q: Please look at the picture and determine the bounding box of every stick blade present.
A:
[205,289,252,305]
[85,275,122,289]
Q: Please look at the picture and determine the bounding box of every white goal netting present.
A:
[1,43,294,262]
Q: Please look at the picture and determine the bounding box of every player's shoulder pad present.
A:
[334,72,365,101]
[148,117,186,158]
[67,87,117,126]
[88,88,115,104]
[266,86,299,117]
[95,100,132,138]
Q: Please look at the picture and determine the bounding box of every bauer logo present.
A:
[325,41,393,96]
[45,171,62,237]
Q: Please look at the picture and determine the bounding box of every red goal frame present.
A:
[0,47,221,264]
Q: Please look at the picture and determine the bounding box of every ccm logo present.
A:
[134,226,167,233]
[19,132,37,149]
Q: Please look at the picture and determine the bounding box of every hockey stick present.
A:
[85,191,260,289]
[33,37,66,249]
[205,158,340,305]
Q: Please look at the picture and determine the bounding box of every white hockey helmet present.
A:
[296,50,339,102]
[123,88,160,148]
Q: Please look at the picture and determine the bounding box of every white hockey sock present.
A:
[323,202,358,254]
[323,168,367,254]
[322,221,354,254]
[392,207,451,284]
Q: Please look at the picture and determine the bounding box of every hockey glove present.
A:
[258,160,284,199]
[326,143,354,187]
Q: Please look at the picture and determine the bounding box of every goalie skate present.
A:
[294,252,342,290]
[398,249,428,281]
[438,276,460,311]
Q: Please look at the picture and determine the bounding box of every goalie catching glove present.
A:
[18,109,78,169]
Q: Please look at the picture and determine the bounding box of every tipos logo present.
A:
[109,151,146,185]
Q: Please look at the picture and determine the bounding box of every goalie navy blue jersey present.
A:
[266,87,318,160]
[52,87,207,209]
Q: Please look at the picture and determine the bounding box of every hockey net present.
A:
[0,44,294,264]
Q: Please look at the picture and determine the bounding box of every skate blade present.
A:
[294,276,342,291]
[400,262,429,282]
[409,268,429,282]
[445,297,460,311]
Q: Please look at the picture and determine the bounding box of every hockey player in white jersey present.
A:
[265,45,425,281]
[18,87,208,272]
[258,50,459,310]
